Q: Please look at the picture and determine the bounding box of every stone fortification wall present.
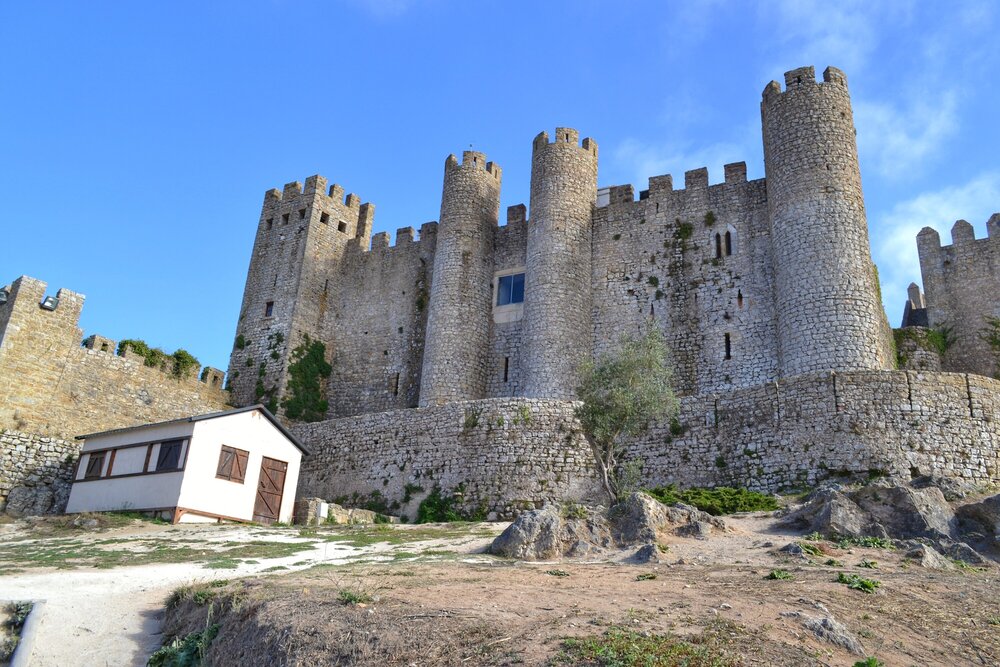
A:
[917,216,1000,378]
[591,164,777,395]
[292,371,1000,518]
[419,151,501,406]
[486,208,529,398]
[762,66,893,376]
[325,223,437,417]
[0,430,79,513]
[0,276,229,439]
[292,398,599,520]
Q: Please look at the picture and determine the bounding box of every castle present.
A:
[2,65,999,519]
[227,65,895,417]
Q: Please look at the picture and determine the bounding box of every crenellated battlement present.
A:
[263,176,366,211]
[354,221,438,256]
[445,151,501,179]
[597,161,757,208]
[532,128,598,157]
[916,215,1000,253]
[762,65,848,101]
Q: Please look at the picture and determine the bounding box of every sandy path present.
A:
[0,527,367,667]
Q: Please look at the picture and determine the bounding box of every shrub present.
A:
[281,334,332,422]
[415,486,484,523]
[837,572,881,594]
[644,485,779,515]
[764,569,792,580]
[147,624,220,667]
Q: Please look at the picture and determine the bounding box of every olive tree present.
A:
[575,327,679,504]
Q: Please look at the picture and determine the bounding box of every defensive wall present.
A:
[0,276,230,439]
[0,430,78,513]
[292,370,1000,519]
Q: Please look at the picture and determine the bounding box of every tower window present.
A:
[715,233,723,259]
[298,208,306,220]
[724,333,732,360]
[264,301,274,317]
[496,273,525,306]
[392,372,400,396]
[266,218,273,230]
[737,290,744,309]
[282,213,289,224]
[503,356,509,383]
[320,212,329,224]
[337,221,347,233]
[725,231,733,256]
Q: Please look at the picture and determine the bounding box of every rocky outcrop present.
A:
[490,493,726,561]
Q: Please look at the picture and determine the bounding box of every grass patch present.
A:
[315,523,490,548]
[836,536,894,550]
[635,572,658,581]
[799,542,823,557]
[858,559,878,569]
[644,485,778,516]
[837,572,881,594]
[545,569,570,577]
[147,624,219,667]
[554,623,738,666]
[764,569,792,580]
[337,589,373,605]
[853,658,885,667]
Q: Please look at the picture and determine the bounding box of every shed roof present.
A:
[75,405,310,455]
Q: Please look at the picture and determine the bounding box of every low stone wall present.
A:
[292,399,599,520]
[0,430,80,514]
[292,371,1000,518]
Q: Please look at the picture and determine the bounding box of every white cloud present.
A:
[873,172,1000,321]
[609,138,751,192]
[855,90,958,180]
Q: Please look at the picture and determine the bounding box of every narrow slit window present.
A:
[503,357,509,383]
[724,333,732,360]
[496,273,525,306]
[320,212,329,224]
[715,233,723,259]
[392,372,400,396]
[725,231,733,256]
[265,301,274,317]
[737,290,744,309]
[266,218,273,230]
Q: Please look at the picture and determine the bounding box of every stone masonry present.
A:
[0,430,79,513]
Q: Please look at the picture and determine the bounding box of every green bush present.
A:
[281,334,332,422]
[837,572,881,594]
[644,485,778,515]
[147,624,219,667]
[415,486,484,523]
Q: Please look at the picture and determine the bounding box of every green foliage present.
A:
[799,542,823,556]
[704,211,716,226]
[804,531,824,541]
[648,275,659,288]
[402,483,424,504]
[556,625,737,667]
[674,222,694,240]
[714,455,727,468]
[337,589,373,605]
[234,334,246,350]
[858,559,878,569]
[764,569,792,580]
[576,327,678,503]
[635,572,657,581]
[281,334,332,422]
[980,316,1000,376]
[415,486,485,523]
[837,572,881,593]
[545,569,570,577]
[613,233,622,241]
[560,502,587,520]
[147,624,219,667]
[4,601,31,632]
[644,485,778,516]
[462,406,481,430]
[669,418,684,437]
[853,658,885,667]
[117,339,200,378]
[836,536,894,550]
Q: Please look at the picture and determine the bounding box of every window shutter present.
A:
[234,450,248,483]
[85,454,103,479]
[217,447,234,478]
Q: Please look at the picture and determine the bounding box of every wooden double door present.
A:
[253,456,288,524]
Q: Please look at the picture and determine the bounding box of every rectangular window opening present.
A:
[266,218,273,230]
[265,301,274,317]
[392,372,400,396]
[724,333,732,360]
[156,439,184,471]
[216,445,249,483]
[337,221,347,233]
[84,452,106,479]
[282,213,290,224]
[496,273,525,306]
[320,212,330,224]
[298,208,306,220]
[503,357,509,383]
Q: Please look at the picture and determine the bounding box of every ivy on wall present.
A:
[117,339,200,379]
[281,334,332,422]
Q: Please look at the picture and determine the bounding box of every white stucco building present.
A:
[66,405,307,524]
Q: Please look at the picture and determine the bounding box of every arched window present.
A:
[724,231,733,256]
[715,233,722,259]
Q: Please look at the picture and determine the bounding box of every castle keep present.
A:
[222,65,998,518]
[228,66,894,416]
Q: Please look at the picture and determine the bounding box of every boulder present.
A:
[490,505,613,561]
[610,494,725,545]
[904,543,954,570]
[4,485,55,517]
[802,615,865,655]
[852,483,954,540]
[779,488,883,537]
[910,475,976,501]
[955,494,1000,548]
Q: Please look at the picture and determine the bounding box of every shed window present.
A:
[216,445,249,483]
[84,452,105,479]
[156,440,184,471]
[496,273,525,306]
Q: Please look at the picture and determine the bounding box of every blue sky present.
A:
[2,1,998,372]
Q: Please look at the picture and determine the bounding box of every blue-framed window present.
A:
[496,273,525,306]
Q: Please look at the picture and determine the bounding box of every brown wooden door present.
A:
[253,457,288,524]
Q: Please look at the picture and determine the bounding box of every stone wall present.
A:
[0,276,230,439]
[292,398,599,520]
[291,371,1000,519]
[0,430,79,514]
[917,216,1000,378]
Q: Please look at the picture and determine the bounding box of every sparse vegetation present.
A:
[117,339,200,378]
[644,485,778,516]
[837,572,881,594]
[337,589,373,605]
[545,569,570,577]
[836,536,894,550]
[281,334,332,422]
[764,569,792,580]
[555,623,738,666]
[415,486,485,523]
[146,623,219,667]
[635,572,657,581]
[576,327,678,503]
[853,657,885,667]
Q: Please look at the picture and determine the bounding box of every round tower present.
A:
[418,151,501,406]
[522,128,598,398]
[762,66,892,376]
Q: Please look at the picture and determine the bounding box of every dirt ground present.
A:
[2,510,999,666]
[163,513,1000,667]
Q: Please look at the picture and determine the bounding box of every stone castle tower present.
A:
[228,65,894,422]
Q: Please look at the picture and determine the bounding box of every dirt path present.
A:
[0,521,497,666]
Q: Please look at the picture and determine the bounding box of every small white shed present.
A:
[66,405,308,524]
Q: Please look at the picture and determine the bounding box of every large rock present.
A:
[4,485,55,517]
[955,494,1000,548]
[779,487,884,537]
[852,483,954,540]
[490,493,725,561]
